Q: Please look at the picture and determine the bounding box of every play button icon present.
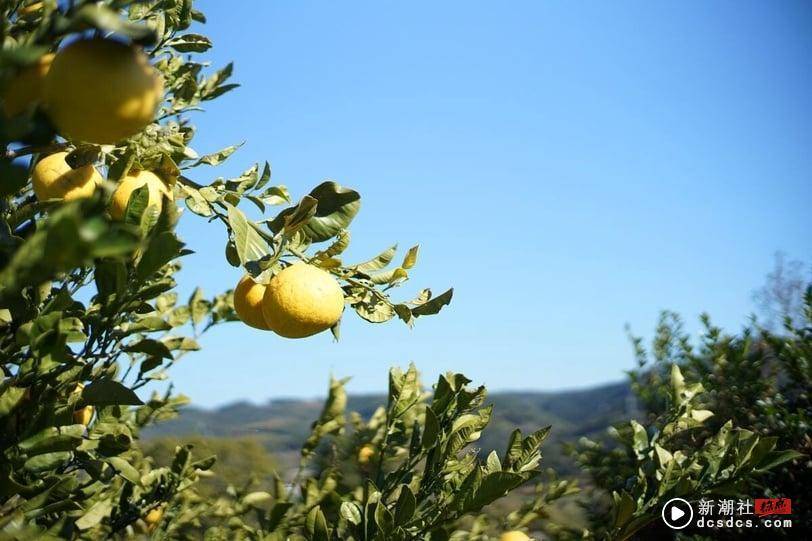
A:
[662,498,693,529]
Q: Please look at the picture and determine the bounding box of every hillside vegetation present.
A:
[144,382,634,477]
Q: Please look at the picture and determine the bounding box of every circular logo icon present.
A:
[662,498,693,529]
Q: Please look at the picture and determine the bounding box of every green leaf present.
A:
[630,420,648,457]
[0,385,28,417]
[191,143,242,167]
[242,491,272,507]
[183,187,214,217]
[394,304,414,328]
[278,195,318,237]
[314,230,350,260]
[166,33,212,52]
[226,203,271,268]
[120,316,171,335]
[24,451,72,473]
[75,499,112,530]
[412,288,454,317]
[463,471,526,512]
[107,148,136,181]
[107,456,142,485]
[261,185,291,206]
[368,267,408,285]
[755,450,804,472]
[136,231,184,280]
[612,491,637,529]
[402,245,419,269]
[353,296,395,323]
[305,506,329,541]
[374,501,394,535]
[269,181,361,242]
[66,145,101,168]
[486,450,502,473]
[94,259,127,300]
[124,338,173,359]
[0,205,138,300]
[354,245,397,273]
[189,287,210,325]
[82,379,143,406]
[18,425,84,455]
[340,501,362,526]
[394,486,416,525]
[422,406,440,449]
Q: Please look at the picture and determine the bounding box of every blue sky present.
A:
[165,1,811,407]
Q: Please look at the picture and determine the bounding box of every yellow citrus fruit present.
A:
[44,38,163,144]
[233,275,272,330]
[358,444,376,465]
[500,532,531,541]
[144,507,163,528]
[109,170,173,221]
[32,151,100,202]
[73,405,94,426]
[2,53,54,117]
[261,263,344,339]
[70,383,94,427]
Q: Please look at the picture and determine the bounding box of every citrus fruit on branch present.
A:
[233,263,345,338]
[2,53,54,117]
[262,263,345,338]
[109,170,173,220]
[32,151,99,202]
[44,38,163,144]
[233,274,272,330]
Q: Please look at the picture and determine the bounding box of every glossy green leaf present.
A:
[269,181,360,242]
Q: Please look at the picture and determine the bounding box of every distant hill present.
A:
[143,380,636,476]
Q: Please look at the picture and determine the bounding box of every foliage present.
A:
[570,364,801,540]
[557,287,811,539]
[144,436,278,500]
[165,365,556,540]
[0,0,453,538]
[143,382,634,481]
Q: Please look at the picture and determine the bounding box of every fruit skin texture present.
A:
[500,532,531,541]
[261,263,344,339]
[44,38,163,144]
[2,53,54,117]
[32,151,100,202]
[109,170,173,220]
[233,275,272,330]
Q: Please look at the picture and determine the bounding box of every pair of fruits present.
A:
[31,151,173,218]
[233,263,345,339]
[3,38,162,144]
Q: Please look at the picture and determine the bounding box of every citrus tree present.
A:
[0,0,471,538]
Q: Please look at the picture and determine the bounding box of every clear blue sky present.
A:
[165,0,811,407]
